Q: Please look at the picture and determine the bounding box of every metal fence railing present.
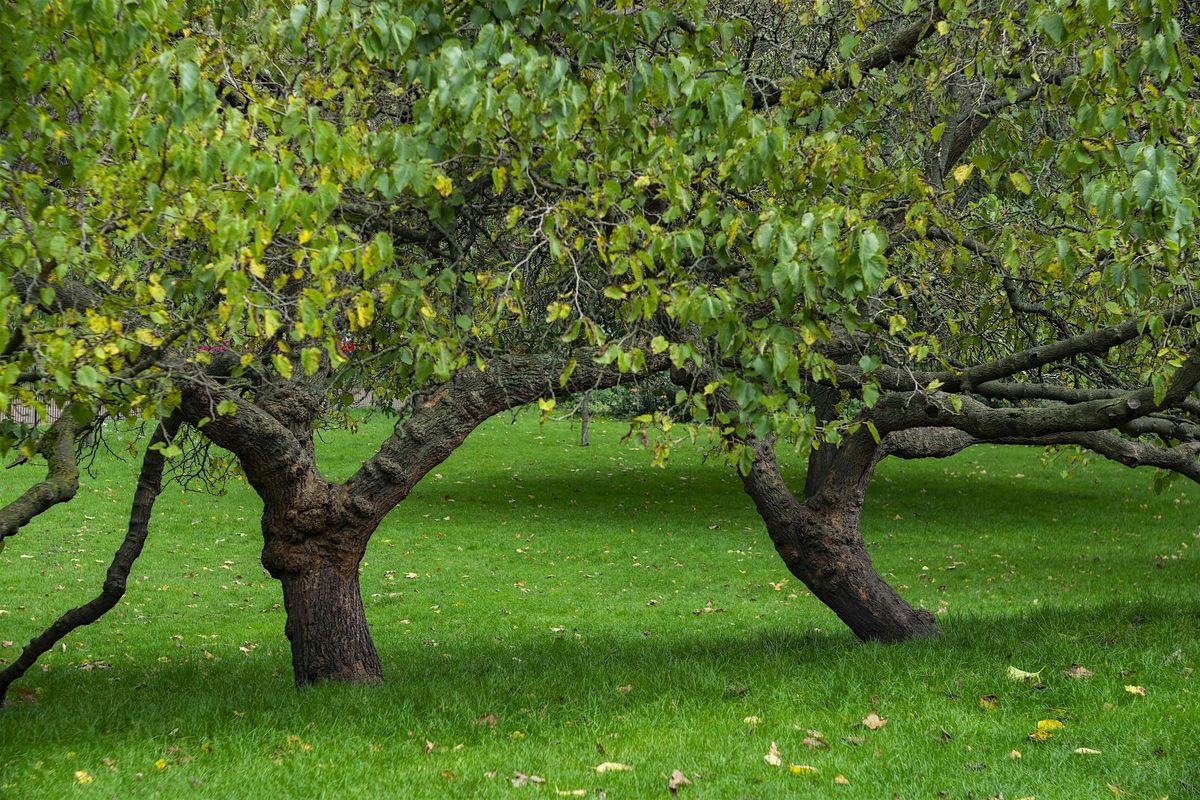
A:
[2,398,64,427]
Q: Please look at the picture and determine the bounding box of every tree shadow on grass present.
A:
[5,597,1197,750]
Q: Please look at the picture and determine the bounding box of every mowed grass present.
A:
[1,414,1199,799]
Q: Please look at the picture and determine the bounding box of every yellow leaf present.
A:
[952,163,974,185]
[555,790,587,797]
[1007,665,1042,682]
[834,774,850,785]
[1036,719,1064,732]
[763,741,782,767]
[594,762,631,773]
[155,758,167,770]
[433,174,454,197]
[936,20,950,35]
[789,764,818,776]
[1028,729,1053,742]
[743,715,761,726]
[1009,750,1022,759]
[1073,747,1102,755]
[73,771,94,785]
[297,229,314,244]
[1123,685,1146,696]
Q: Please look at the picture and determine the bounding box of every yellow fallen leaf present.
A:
[789,764,818,776]
[73,771,94,785]
[862,711,887,730]
[1036,719,1064,732]
[555,790,587,797]
[1028,729,1053,742]
[743,715,761,726]
[595,762,632,773]
[154,758,167,770]
[1124,685,1146,696]
[834,774,850,785]
[1009,750,1022,759]
[1007,665,1042,683]
[952,163,975,184]
[763,741,782,767]
[1073,747,1102,755]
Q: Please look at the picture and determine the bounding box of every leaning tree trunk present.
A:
[742,433,939,642]
[256,471,384,686]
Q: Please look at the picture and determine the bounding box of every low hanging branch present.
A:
[0,409,81,544]
[0,417,179,706]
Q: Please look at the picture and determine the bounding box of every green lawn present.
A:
[2,415,1198,799]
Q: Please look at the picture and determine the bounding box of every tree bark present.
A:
[803,385,840,499]
[579,391,590,447]
[259,494,383,686]
[274,552,382,686]
[742,434,939,642]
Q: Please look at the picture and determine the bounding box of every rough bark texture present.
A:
[0,417,177,705]
[802,385,841,499]
[257,476,382,685]
[270,536,381,685]
[742,434,939,642]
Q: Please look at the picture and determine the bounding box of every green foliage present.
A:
[2,0,1198,464]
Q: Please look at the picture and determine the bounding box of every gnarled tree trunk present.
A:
[743,433,939,642]
[259,485,383,686]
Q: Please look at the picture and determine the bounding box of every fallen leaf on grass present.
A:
[1124,685,1146,696]
[595,762,632,773]
[667,770,691,796]
[1107,783,1128,796]
[862,711,887,730]
[1073,748,1102,755]
[1007,665,1042,683]
[424,740,434,754]
[763,742,782,767]
[743,715,761,726]
[978,694,998,710]
[475,714,499,726]
[789,764,817,776]
[801,730,828,750]
[510,772,545,787]
[1029,718,1064,741]
[73,771,94,785]
[1064,664,1094,679]
[834,774,850,785]
[1009,750,1022,759]
[555,790,586,797]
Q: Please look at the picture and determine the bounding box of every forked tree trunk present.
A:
[743,433,939,642]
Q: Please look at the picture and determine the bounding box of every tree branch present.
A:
[0,417,179,705]
[347,349,671,518]
[0,410,81,542]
